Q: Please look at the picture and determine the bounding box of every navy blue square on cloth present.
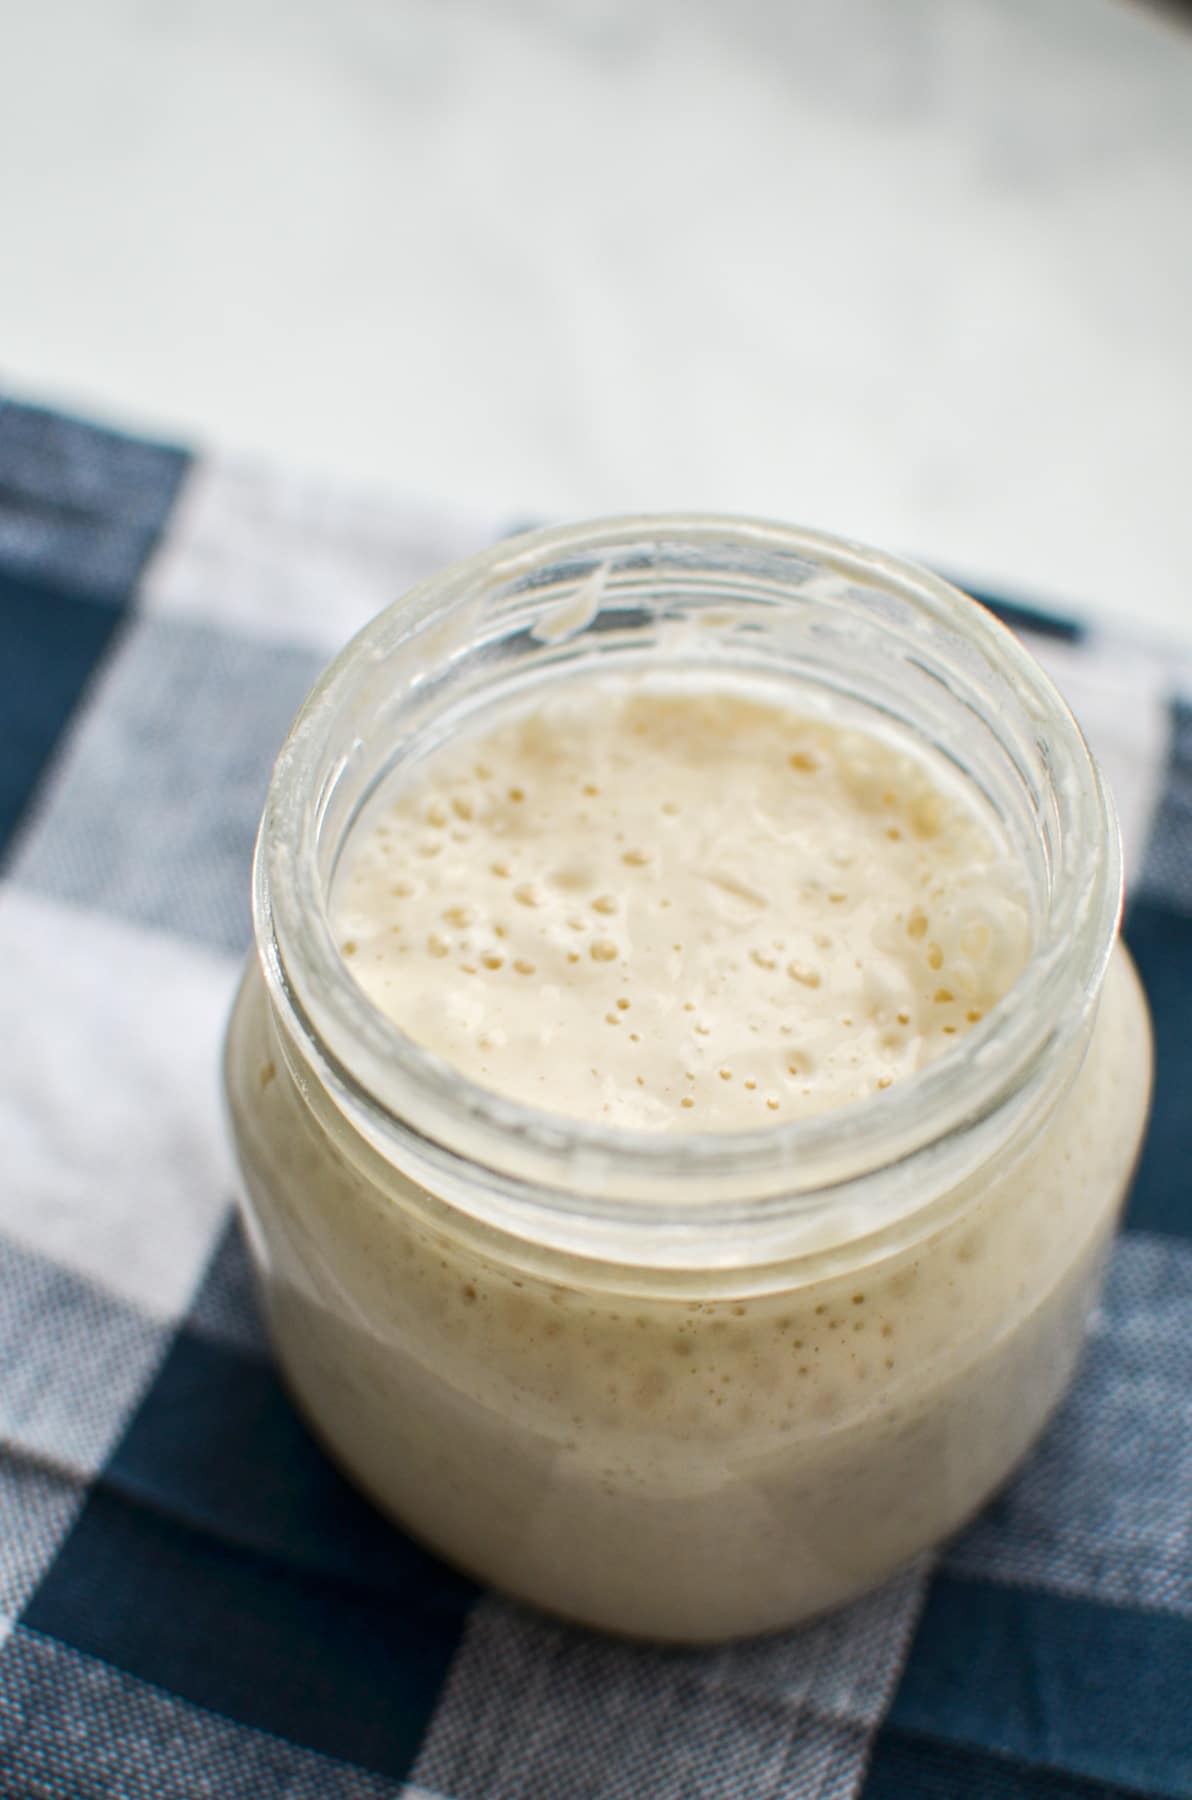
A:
[0,397,188,602]
[1123,899,1192,1240]
[0,397,188,854]
[866,1574,1192,1800]
[0,567,125,852]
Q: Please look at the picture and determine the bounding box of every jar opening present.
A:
[256,516,1121,1257]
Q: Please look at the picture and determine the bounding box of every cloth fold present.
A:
[1,394,1189,1800]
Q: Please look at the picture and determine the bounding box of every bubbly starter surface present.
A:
[332,684,1032,1129]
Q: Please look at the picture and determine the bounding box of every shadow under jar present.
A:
[224,516,1151,1644]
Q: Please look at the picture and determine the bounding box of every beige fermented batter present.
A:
[331,685,1033,1128]
[226,675,1152,1640]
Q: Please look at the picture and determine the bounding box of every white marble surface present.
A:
[2,0,1190,638]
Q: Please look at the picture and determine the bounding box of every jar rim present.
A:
[254,513,1122,1231]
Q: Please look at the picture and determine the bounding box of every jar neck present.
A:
[255,515,1121,1270]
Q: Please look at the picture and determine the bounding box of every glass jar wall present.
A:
[225,518,1151,1642]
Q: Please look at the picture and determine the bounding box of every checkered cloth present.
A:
[1,395,1189,1800]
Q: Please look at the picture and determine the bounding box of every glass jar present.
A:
[224,516,1151,1644]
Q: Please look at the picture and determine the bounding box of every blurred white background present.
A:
[2,0,1190,635]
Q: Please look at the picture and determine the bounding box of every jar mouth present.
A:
[256,514,1122,1227]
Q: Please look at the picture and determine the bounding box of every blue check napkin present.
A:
[1,394,1189,1800]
